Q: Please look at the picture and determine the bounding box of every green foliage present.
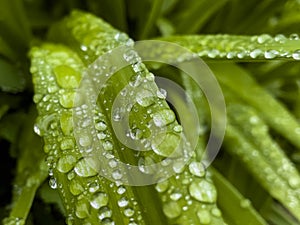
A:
[1,0,300,225]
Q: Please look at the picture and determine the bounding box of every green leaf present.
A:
[211,167,268,225]
[0,59,25,93]
[3,106,48,225]
[158,34,300,61]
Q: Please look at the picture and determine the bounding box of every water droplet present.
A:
[124,208,135,217]
[132,63,146,73]
[189,162,206,177]
[60,112,73,135]
[197,209,211,224]
[189,180,217,203]
[151,133,181,157]
[69,180,84,195]
[207,49,220,58]
[117,186,126,195]
[292,50,300,60]
[226,52,236,59]
[49,177,57,189]
[103,141,113,151]
[88,182,100,193]
[136,89,155,107]
[249,49,263,59]
[152,109,175,127]
[289,33,299,40]
[98,207,113,220]
[79,134,92,147]
[172,161,185,174]
[60,138,75,150]
[112,170,122,180]
[274,34,286,43]
[264,50,278,59]
[163,201,181,219]
[288,177,300,188]
[75,199,89,219]
[257,34,271,44]
[57,155,77,173]
[95,121,107,131]
[118,197,129,207]
[155,180,169,193]
[114,33,128,42]
[74,158,98,177]
[170,192,182,201]
[173,125,183,133]
[211,208,222,217]
[90,192,109,209]
[2,216,25,225]
[112,107,123,121]
[59,91,76,108]
[156,88,167,99]
[54,65,81,88]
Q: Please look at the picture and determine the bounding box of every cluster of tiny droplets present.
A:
[162,34,300,60]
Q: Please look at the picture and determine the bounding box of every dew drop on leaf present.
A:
[69,180,84,196]
[54,65,81,88]
[74,158,98,177]
[57,155,77,173]
[152,109,175,127]
[197,209,211,224]
[118,197,129,207]
[189,162,206,177]
[189,180,217,203]
[292,50,300,60]
[49,177,57,189]
[98,207,113,220]
[124,208,135,217]
[90,192,109,209]
[163,201,181,219]
[75,199,90,219]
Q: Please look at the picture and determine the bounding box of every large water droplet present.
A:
[69,180,84,195]
[264,50,278,59]
[155,180,169,193]
[151,133,181,157]
[90,192,109,209]
[118,197,129,207]
[163,201,181,219]
[75,199,89,219]
[79,134,92,147]
[136,89,155,107]
[74,158,98,177]
[152,109,175,127]
[54,65,81,88]
[197,209,211,224]
[124,208,135,217]
[57,155,77,173]
[98,207,113,220]
[249,49,263,59]
[170,192,182,201]
[59,91,76,108]
[189,162,206,177]
[60,138,75,150]
[60,112,73,135]
[292,50,300,60]
[95,121,107,131]
[88,182,100,193]
[257,34,271,44]
[189,180,217,203]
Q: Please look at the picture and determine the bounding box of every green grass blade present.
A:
[209,62,300,150]
[3,107,48,225]
[211,167,268,225]
[158,34,300,61]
